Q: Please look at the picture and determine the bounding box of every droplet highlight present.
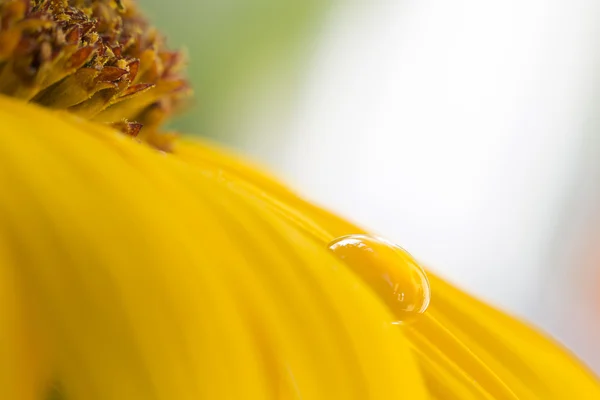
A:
[328,234,431,323]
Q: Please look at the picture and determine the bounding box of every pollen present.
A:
[0,0,191,148]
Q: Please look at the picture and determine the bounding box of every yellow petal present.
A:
[0,95,426,399]
[175,137,600,399]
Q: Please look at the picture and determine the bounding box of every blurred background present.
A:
[143,0,600,372]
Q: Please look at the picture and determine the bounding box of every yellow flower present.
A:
[1,1,599,399]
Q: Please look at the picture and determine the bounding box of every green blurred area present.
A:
[141,0,330,141]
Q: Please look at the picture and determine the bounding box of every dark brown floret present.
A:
[0,0,191,149]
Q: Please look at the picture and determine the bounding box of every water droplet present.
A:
[328,234,431,323]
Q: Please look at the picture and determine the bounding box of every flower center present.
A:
[0,0,190,149]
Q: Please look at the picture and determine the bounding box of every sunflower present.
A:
[0,1,598,399]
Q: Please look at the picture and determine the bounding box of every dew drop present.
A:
[328,234,431,323]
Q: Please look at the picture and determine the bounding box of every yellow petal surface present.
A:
[0,95,426,399]
[175,137,600,399]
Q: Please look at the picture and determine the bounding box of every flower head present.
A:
[0,0,190,148]
[0,1,599,400]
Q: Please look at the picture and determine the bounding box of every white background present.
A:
[236,1,600,371]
